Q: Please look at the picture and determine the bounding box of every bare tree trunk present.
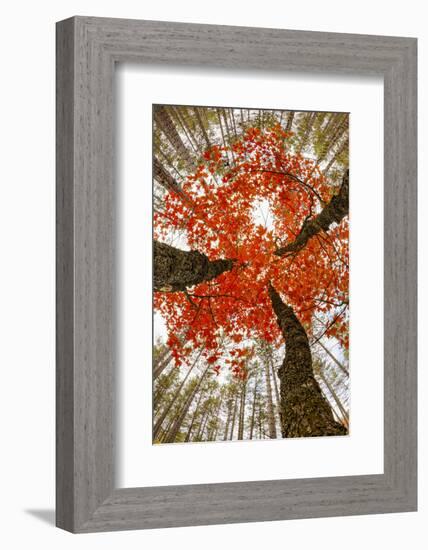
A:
[229,392,238,440]
[249,376,258,440]
[153,351,173,380]
[268,284,347,438]
[316,340,349,377]
[184,384,207,442]
[262,351,277,439]
[223,397,233,441]
[164,365,210,443]
[237,380,247,440]
[286,111,294,131]
[194,107,211,150]
[154,106,195,169]
[317,368,349,428]
[153,348,203,439]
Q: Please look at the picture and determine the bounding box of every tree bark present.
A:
[275,169,349,257]
[154,240,234,292]
[268,284,347,438]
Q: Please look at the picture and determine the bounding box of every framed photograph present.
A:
[56,16,417,532]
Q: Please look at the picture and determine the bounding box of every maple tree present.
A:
[154,116,349,438]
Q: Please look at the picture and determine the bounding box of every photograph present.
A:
[153,105,350,444]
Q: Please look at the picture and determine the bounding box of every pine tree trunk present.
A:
[237,380,247,440]
[268,284,347,438]
[318,369,349,428]
[164,365,210,443]
[153,348,203,440]
[153,351,173,380]
[184,384,207,442]
[249,377,258,439]
[229,393,238,440]
[316,340,349,377]
[223,398,232,441]
[263,351,277,438]
[154,106,195,169]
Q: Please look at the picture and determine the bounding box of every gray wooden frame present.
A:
[56,16,417,533]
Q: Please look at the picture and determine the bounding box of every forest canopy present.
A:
[153,106,349,444]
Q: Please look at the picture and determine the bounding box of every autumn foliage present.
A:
[154,124,349,378]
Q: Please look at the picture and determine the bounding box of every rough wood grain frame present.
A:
[56,16,417,533]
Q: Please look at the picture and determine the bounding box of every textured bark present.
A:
[154,240,234,292]
[275,170,349,257]
[268,284,347,438]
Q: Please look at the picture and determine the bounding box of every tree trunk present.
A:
[184,384,207,442]
[316,340,349,377]
[153,348,203,439]
[153,350,173,380]
[229,392,238,440]
[223,398,233,441]
[154,240,234,292]
[262,350,277,438]
[164,365,210,443]
[317,368,349,428]
[268,284,347,438]
[154,106,195,169]
[237,380,247,440]
[249,376,258,440]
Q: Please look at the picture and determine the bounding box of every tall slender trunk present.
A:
[268,284,347,438]
[317,368,349,428]
[223,398,233,441]
[210,398,223,441]
[154,106,195,169]
[153,351,173,380]
[262,350,277,438]
[184,384,207,442]
[153,363,176,412]
[229,392,238,440]
[316,340,349,377]
[164,365,210,443]
[153,348,204,439]
[237,380,247,440]
[249,376,258,439]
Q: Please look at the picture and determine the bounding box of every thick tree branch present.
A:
[154,240,235,292]
[275,169,349,256]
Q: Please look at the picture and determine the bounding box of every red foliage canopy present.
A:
[154,125,349,376]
